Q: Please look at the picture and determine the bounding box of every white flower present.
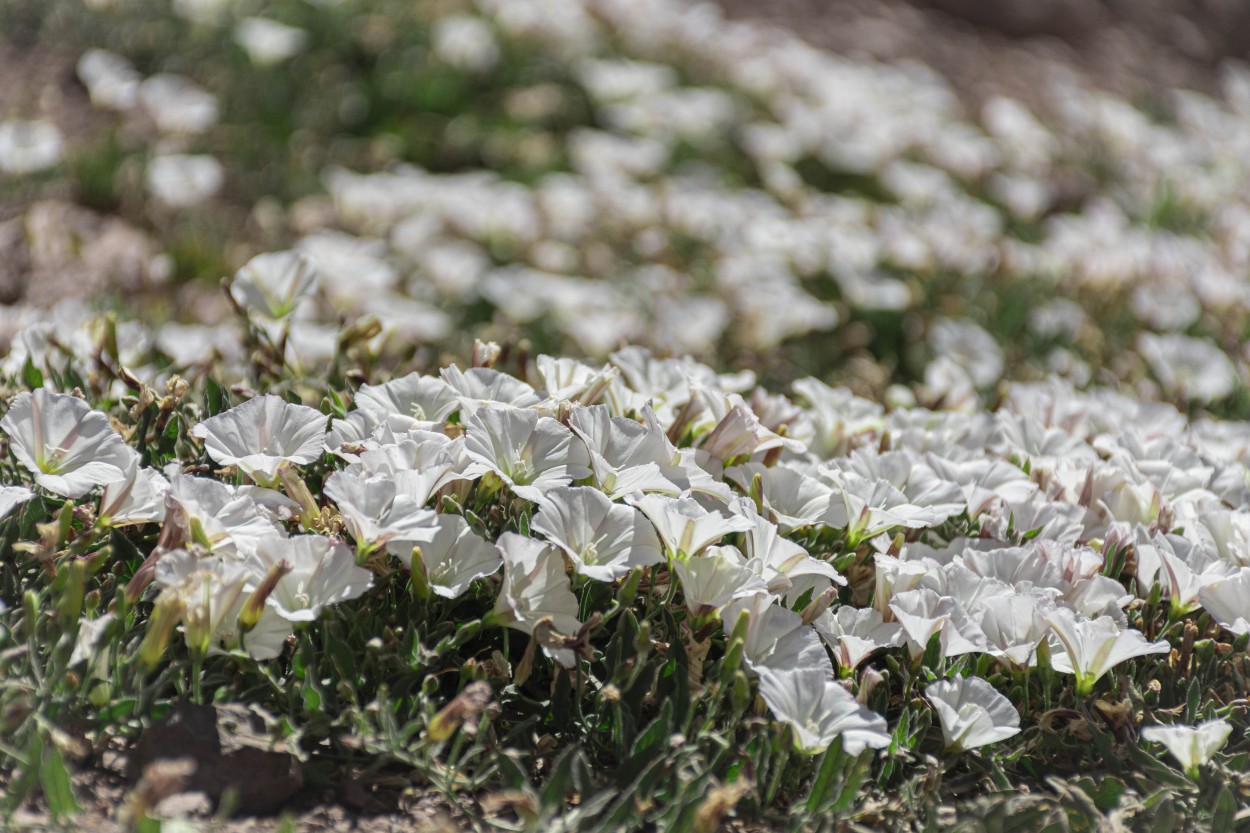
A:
[100,464,169,526]
[926,676,1021,752]
[0,119,63,174]
[356,436,485,506]
[354,373,458,431]
[247,535,372,622]
[722,593,831,677]
[976,593,1051,670]
[491,532,582,667]
[138,74,218,134]
[146,154,224,208]
[568,405,682,500]
[77,49,140,111]
[824,471,947,546]
[463,406,591,502]
[1139,333,1237,404]
[440,367,542,417]
[531,486,662,582]
[166,474,289,558]
[389,514,501,599]
[756,667,891,755]
[725,462,833,533]
[630,494,753,560]
[813,606,903,673]
[191,395,327,482]
[672,546,768,615]
[1197,567,1250,636]
[0,486,35,522]
[1140,720,1232,778]
[734,498,845,597]
[1046,607,1170,696]
[431,15,501,73]
[889,589,988,661]
[323,470,437,551]
[234,17,309,67]
[230,251,319,321]
[1,390,137,498]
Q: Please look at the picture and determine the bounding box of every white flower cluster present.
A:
[5,328,1249,759]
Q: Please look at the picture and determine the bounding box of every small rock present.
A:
[129,703,303,816]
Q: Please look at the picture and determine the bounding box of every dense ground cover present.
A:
[4,0,1250,830]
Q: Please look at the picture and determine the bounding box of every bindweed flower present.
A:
[246,535,373,622]
[99,463,169,526]
[0,486,34,522]
[756,667,891,755]
[166,474,290,558]
[0,119,63,174]
[721,593,831,677]
[1140,720,1232,779]
[145,154,224,208]
[191,395,328,483]
[234,17,309,67]
[926,676,1021,752]
[323,470,437,553]
[672,546,768,615]
[230,251,319,322]
[889,589,988,661]
[491,532,581,667]
[813,605,904,674]
[531,486,663,581]
[390,514,501,599]
[630,493,753,560]
[976,592,1052,670]
[463,406,591,502]
[1197,567,1250,636]
[568,404,682,499]
[1046,607,1169,695]
[354,373,459,432]
[2,390,137,498]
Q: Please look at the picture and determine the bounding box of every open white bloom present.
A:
[1140,720,1232,778]
[247,535,373,622]
[191,395,327,482]
[734,498,845,597]
[1046,607,1169,695]
[813,606,904,673]
[323,470,437,551]
[0,119,63,174]
[389,514,501,599]
[1135,528,1233,616]
[441,366,543,417]
[926,676,1021,752]
[722,593,831,676]
[100,463,169,526]
[492,532,582,667]
[77,49,140,110]
[1197,567,1250,636]
[630,494,753,560]
[146,154,224,208]
[725,461,833,532]
[824,471,947,546]
[889,589,988,661]
[672,546,769,615]
[532,487,662,581]
[354,373,458,432]
[568,405,682,499]
[0,486,35,522]
[464,407,591,502]
[2,390,137,498]
[166,475,290,558]
[976,593,1051,670]
[230,251,319,322]
[234,17,308,66]
[756,667,891,755]
[357,436,485,506]
[156,550,291,660]
[431,14,501,73]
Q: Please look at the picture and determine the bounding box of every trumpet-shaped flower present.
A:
[2,390,137,498]
[0,486,34,522]
[323,470,438,551]
[354,373,459,432]
[813,605,904,673]
[1197,567,1250,636]
[824,470,947,545]
[230,250,319,321]
[191,395,328,482]
[672,546,768,614]
[440,366,543,417]
[100,463,169,526]
[1140,720,1232,778]
[725,461,834,532]
[389,514,501,599]
[756,667,891,754]
[246,535,373,622]
[734,498,845,597]
[976,592,1051,669]
[166,475,290,558]
[1045,607,1169,695]
[491,532,582,666]
[532,487,662,581]
[722,593,831,676]
[464,407,591,502]
[568,405,682,499]
[630,493,754,559]
[889,589,988,661]
[926,676,1021,752]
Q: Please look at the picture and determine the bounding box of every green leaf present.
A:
[39,742,80,822]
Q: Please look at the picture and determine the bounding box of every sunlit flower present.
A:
[246,535,373,622]
[138,74,218,134]
[1197,567,1250,636]
[813,605,904,673]
[390,514,501,599]
[191,395,328,482]
[531,486,662,581]
[1,390,137,498]
[672,546,768,615]
[354,373,458,432]
[926,676,1021,752]
[1140,720,1232,779]
[630,494,753,560]
[323,470,437,552]
[491,532,582,667]
[146,154,224,208]
[756,667,891,755]
[230,251,320,322]
[166,474,290,558]
[0,486,35,522]
[99,463,169,526]
[463,406,591,502]
[1045,607,1169,695]
[0,119,63,174]
[722,592,831,676]
[234,17,309,67]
